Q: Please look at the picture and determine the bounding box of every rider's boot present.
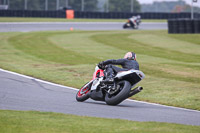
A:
[101,65,114,83]
[102,77,114,83]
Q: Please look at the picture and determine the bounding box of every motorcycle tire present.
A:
[134,25,138,29]
[76,82,92,102]
[105,80,131,105]
[123,23,128,29]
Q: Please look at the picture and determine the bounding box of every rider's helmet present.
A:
[137,15,141,19]
[124,52,136,60]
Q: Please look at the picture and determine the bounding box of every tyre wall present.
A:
[168,19,200,34]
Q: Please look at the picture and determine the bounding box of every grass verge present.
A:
[0,30,199,110]
[0,17,167,22]
[0,110,199,133]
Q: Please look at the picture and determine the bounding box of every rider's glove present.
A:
[98,61,105,70]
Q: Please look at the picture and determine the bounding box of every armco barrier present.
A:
[1,10,200,19]
[168,19,200,34]
[0,10,66,18]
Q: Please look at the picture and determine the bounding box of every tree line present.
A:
[5,0,141,12]
[142,0,200,13]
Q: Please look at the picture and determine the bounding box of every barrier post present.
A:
[66,10,74,19]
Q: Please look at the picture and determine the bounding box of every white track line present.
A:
[0,68,78,91]
[0,68,199,113]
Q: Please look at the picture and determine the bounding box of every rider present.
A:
[98,52,139,83]
[128,16,138,28]
[136,15,141,25]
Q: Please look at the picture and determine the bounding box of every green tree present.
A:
[84,0,98,11]
[108,0,141,12]
[9,0,24,10]
[48,0,56,10]
[8,0,98,11]
[9,0,46,10]
[140,0,200,13]
[68,0,98,11]
[27,0,44,10]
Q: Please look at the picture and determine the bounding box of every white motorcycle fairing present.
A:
[115,69,145,87]
[90,68,145,91]
[115,69,145,80]
[91,77,103,91]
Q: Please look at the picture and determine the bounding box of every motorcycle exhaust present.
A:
[128,86,143,97]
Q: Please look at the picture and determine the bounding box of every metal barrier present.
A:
[0,10,200,19]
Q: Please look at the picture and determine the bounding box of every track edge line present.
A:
[0,68,199,113]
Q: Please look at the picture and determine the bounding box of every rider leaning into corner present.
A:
[128,15,141,28]
[98,52,139,83]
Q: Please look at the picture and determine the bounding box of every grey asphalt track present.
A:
[0,22,167,32]
[0,69,200,126]
[0,22,199,126]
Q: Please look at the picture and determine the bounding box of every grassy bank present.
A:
[0,110,199,133]
[0,30,199,110]
[0,17,167,22]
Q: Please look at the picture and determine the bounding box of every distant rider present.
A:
[98,52,139,83]
[128,16,138,29]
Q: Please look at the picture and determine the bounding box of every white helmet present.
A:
[124,52,136,60]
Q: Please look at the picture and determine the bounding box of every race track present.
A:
[0,69,200,126]
[0,22,167,32]
[0,21,200,126]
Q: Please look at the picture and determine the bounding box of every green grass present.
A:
[0,17,167,22]
[0,110,199,133]
[0,30,200,110]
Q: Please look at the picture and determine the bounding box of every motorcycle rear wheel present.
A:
[105,80,131,105]
[76,82,92,102]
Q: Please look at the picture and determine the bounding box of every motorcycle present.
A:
[123,16,141,29]
[76,65,145,105]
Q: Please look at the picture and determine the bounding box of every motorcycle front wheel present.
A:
[123,23,129,29]
[105,80,131,105]
[76,81,92,102]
